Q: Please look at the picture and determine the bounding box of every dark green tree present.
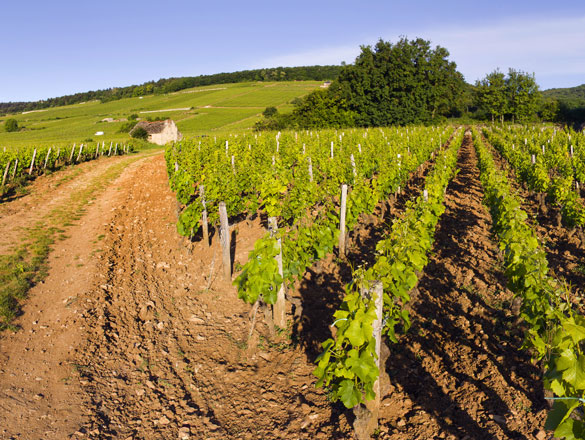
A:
[288,89,356,128]
[505,68,540,122]
[475,70,507,123]
[4,118,18,132]
[475,69,541,123]
[537,97,559,122]
[330,38,465,126]
[263,106,278,118]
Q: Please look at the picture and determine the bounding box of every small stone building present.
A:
[131,119,183,145]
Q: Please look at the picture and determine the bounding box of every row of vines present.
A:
[166,124,585,439]
[0,141,134,194]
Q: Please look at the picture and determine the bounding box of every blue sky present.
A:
[2,0,585,102]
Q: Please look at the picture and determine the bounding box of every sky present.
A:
[2,0,585,102]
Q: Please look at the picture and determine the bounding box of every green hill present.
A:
[543,84,585,101]
[0,81,324,148]
[543,84,585,125]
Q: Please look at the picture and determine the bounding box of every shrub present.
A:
[263,106,278,118]
[130,126,148,140]
[5,119,18,132]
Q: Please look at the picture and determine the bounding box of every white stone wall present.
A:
[148,121,183,145]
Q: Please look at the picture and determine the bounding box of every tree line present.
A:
[257,37,583,130]
[0,65,343,116]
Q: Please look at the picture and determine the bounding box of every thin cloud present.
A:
[425,15,585,86]
[254,14,585,89]
[253,44,360,69]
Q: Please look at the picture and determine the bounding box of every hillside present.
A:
[543,83,585,101]
[543,84,585,125]
[0,81,323,148]
[0,65,343,115]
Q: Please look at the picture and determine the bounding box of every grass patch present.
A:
[0,224,55,327]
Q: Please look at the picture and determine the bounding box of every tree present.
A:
[118,121,137,133]
[330,38,465,126]
[475,69,541,123]
[505,69,540,122]
[475,70,507,123]
[263,107,278,118]
[288,89,356,128]
[538,97,559,122]
[4,118,18,132]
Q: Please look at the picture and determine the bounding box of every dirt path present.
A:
[0,152,160,439]
[377,134,547,438]
[0,157,134,255]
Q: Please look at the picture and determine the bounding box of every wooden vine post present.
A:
[28,148,37,175]
[219,202,231,280]
[308,157,313,182]
[268,217,286,329]
[199,185,209,246]
[69,144,76,163]
[339,184,348,257]
[108,142,113,157]
[43,147,52,169]
[1,160,10,188]
[353,281,384,440]
[76,144,84,162]
[11,159,18,180]
[172,162,181,221]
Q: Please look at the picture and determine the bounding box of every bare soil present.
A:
[0,136,555,440]
[376,133,547,439]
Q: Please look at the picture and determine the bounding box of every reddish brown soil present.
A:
[375,133,548,439]
[71,155,342,440]
[0,152,157,439]
[0,136,555,440]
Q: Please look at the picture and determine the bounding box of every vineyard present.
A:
[162,125,585,439]
[1,123,585,439]
[0,141,133,198]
